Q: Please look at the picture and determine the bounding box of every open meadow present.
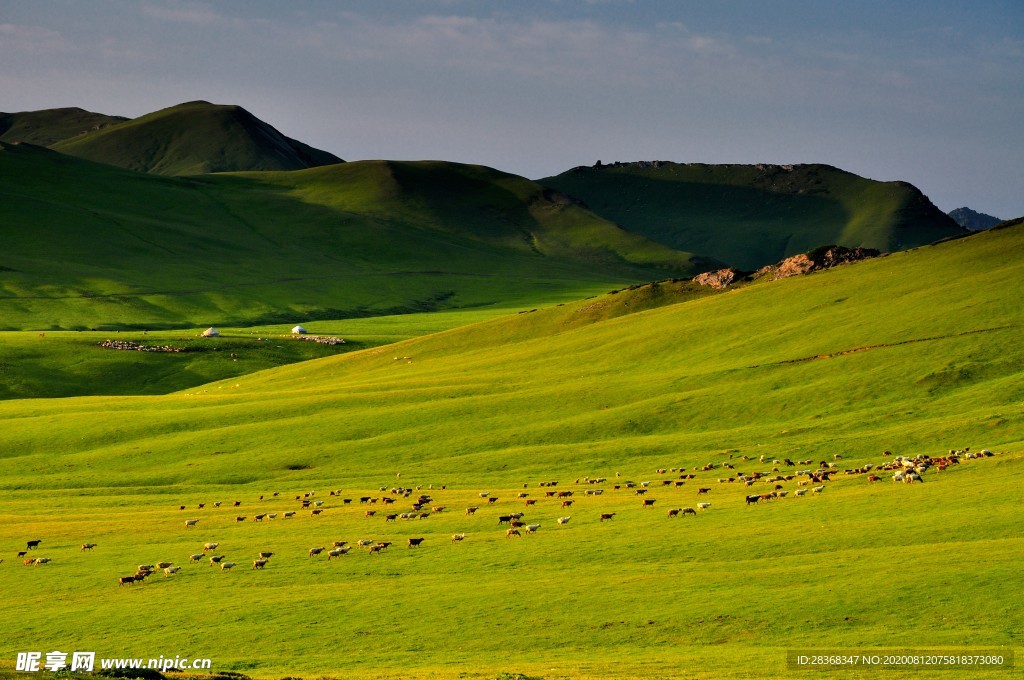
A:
[1,223,1022,678]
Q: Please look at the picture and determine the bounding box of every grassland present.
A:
[0,142,709,331]
[541,162,966,270]
[0,224,1021,678]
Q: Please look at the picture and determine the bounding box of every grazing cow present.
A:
[118,575,137,586]
[642,499,656,508]
[311,509,323,517]
[745,495,761,505]
[17,551,27,557]
[408,537,425,548]
[452,533,467,543]
[235,516,246,523]
[506,528,521,538]
[465,507,478,515]
[253,513,266,522]
[599,513,616,521]
[309,546,326,557]
[164,566,181,576]
[220,562,236,571]
[203,542,218,551]
[26,540,41,550]
[525,499,537,506]
[137,564,155,572]
[557,517,571,525]
[561,500,574,508]
[180,506,185,511]
[697,488,711,495]
[498,515,512,525]
[258,551,274,559]
[487,497,498,504]
[365,510,377,518]
[253,559,269,569]
[81,543,97,551]
[868,474,880,483]
[667,508,681,518]
[385,514,397,522]
[24,558,37,566]
[233,501,241,507]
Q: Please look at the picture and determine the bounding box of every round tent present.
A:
[201,327,220,337]
[291,325,307,334]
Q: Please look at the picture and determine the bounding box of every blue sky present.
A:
[2,0,1022,217]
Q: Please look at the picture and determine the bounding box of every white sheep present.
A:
[557,516,571,525]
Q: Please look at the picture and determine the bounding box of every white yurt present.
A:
[291,325,308,334]
[201,327,220,337]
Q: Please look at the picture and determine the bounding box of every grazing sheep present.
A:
[17,551,27,557]
[794,489,807,496]
[326,548,345,560]
[451,533,467,543]
[24,558,37,566]
[557,516,571,525]
[209,555,225,565]
[332,541,348,548]
[203,542,218,551]
[253,513,266,522]
[33,557,51,565]
[697,502,711,510]
[309,546,326,557]
[283,511,296,518]
[681,507,697,516]
[812,485,825,494]
[235,516,246,523]
[667,508,681,518]
[220,562,236,571]
[164,566,181,576]
[506,528,521,538]
[156,562,173,569]
[745,495,761,505]
[311,509,323,517]
[356,539,373,547]
[81,543,97,551]
[189,553,204,562]
[524,524,541,534]
[258,551,274,559]
[137,564,155,572]
[465,507,478,515]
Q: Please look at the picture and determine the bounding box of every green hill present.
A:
[0,142,713,331]
[541,161,967,270]
[0,222,1020,678]
[50,100,343,175]
[0,107,126,147]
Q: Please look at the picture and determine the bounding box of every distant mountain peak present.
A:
[948,207,1002,231]
[41,100,343,175]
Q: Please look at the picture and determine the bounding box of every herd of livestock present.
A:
[9,447,998,584]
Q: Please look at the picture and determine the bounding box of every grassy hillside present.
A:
[0,143,711,331]
[0,224,1020,678]
[51,101,343,175]
[0,107,126,147]
[541,161,967,270]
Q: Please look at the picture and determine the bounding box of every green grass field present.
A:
[0,224,1021,678]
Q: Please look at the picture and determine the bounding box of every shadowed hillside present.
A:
[0,143,714,330]
[50,100,343,175]
[541,161,967,270]
[0,107,127,147]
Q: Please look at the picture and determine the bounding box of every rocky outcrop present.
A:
[693,268,742,289]
[754,246,882,281]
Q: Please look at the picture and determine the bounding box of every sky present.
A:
[2,0,1022,217]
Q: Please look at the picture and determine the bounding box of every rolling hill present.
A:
[50,100,343,175]
[0,107,127,147]
[0,142,714,331]
[541,161,967,270]
[0,221,1020,678]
